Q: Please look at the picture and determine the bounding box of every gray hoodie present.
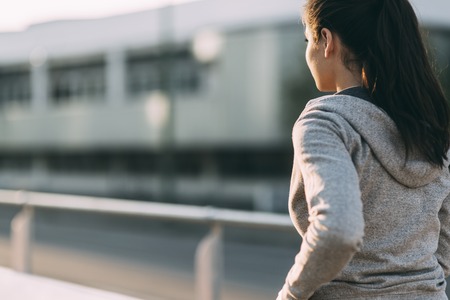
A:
[278,92,450,300]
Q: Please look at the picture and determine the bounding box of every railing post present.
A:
[11,192,34,273]
[195,223,223,300]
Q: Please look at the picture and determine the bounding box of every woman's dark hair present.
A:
[304,0,450,167]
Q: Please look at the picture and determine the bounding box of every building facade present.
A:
[0,0,448,211]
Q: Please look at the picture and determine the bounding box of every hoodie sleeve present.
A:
[278,110,365,300]
[436,191,450,278]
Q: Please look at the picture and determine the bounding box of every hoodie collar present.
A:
[303,95,449,188]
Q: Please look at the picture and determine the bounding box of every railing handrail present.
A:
[0,189,295,300]
[0,190,293,230]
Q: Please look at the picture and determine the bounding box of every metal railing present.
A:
[0,189,294,300]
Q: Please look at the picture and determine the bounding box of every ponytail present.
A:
[366,0,450,166]
[305,0,450,167]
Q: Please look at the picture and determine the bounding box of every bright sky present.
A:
[0,0,199,33]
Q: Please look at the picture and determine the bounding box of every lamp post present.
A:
[158,0,176,203]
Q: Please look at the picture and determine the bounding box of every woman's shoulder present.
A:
[303,93,376,114]
[293,95,360,148]
[293,93,396,157]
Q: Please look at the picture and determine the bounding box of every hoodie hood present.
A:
[302,94,450,188]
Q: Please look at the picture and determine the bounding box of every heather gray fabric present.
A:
[277,94,450,300]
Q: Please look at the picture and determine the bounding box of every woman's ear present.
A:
[320,28,334,58]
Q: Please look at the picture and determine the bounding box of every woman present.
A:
[277,0,450,299]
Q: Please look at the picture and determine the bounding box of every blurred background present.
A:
[0,0,449,299]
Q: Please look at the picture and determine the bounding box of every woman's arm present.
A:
[436,192,450,278]
[278,111,364,300]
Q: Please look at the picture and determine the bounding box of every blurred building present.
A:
[0,0,448,211]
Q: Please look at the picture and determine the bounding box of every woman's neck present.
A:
[334,69,363,92]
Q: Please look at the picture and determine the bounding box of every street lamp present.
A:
[192,28,224,64]
[145,90,170,142]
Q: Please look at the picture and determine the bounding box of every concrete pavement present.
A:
[0,267,154,300]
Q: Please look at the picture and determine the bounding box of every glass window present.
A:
[126,49,202,98]
[49,60,106,104]
[46,153,110,174]
[171,50,202,94]
[0,67,31,107]
[127,54,161,96]
[0,154,32,171]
